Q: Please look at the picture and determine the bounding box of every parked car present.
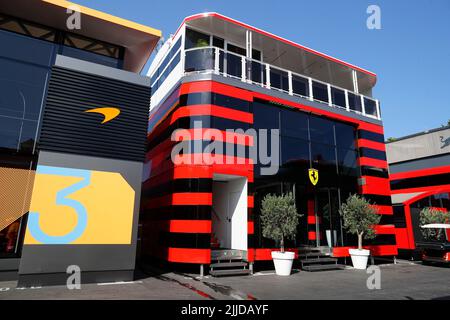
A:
[417,224,450,265]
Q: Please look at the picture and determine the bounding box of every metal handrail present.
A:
[183,46,381,120]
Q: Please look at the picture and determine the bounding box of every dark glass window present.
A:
[311,143,336,166]
[364,97,377,117]
[184,47,214,72]
[331,87,346,108]
[281,137,310,166]
[212,36,224,49]
[225,51,242,78]
[292,75,309,97]
[185,28,210,49]
[213,94,250,113]
[348,92,362,112]
[253,102,279,130]
[309,116,335,145]
[312,81,329,103]
[270,68,289,92]
[227,43,246,56]
[280,108,308,140]
[337,148,358,177]
[334,122,356,150]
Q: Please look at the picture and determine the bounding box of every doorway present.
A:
[212,174,248,251]
[314,188,343,248]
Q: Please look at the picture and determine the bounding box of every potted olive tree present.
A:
[340,194,381,269]
[260,193,300,276]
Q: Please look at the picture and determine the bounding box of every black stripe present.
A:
[141,205,212,220]
[363,194,392,206]
[391,172,450,190]
[179,92,251,113]
[365,234,397,246]
[360,166,389,178]
[358,130,385,144]
[359,147,387,161]
[159,232,210,249]
[147,115,251,151]
[142,178,213,198]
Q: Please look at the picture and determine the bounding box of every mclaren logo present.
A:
[308,168,319,186]
[85,107,120,124]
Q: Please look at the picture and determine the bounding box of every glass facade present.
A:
[252,100,360,248]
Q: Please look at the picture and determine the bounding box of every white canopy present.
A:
[421,224,450,229]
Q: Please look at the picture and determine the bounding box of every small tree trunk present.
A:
[280,235,284,253]
[358,232,363,250]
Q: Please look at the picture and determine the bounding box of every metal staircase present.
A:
[209,249,251,277]
[299,247,346,272]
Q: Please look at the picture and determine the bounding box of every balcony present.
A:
[183,46,381,120]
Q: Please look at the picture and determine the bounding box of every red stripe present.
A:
[332,245,397,257]
[359,157,388,169]
[144,193,212,208]
[391,184,450,195]
[308,231,316,240]
[173,128,254,146]
[358,139,386,151]
[372,205,393,215]
[248,221,254,234]
[395,228,413,249]
[254,248,299,261]
[171,105,254,124]
[375,225,396,234]
[180,81,253,101]
[167,248,211,264]
[248,195,254,208]
[361,176,391,196]
[155,220,212,233]
[390,165,450,180]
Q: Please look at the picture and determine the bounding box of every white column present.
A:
[327,84,332,106]
[241,56,246,82]
[265,64,271,89]
[376,100,381,120]
[214,47,220,74]
[352,70,359,94]
[360,95,366,115]
[288,71,293,95]
[308,78,313,101]
[345,89,350,112]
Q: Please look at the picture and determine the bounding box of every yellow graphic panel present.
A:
[24,166,135,245]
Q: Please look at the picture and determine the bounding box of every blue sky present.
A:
[75,0,450,138]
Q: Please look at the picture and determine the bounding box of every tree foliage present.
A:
[420,207,449,241]
[339,194,381,250]
[260,193,300,252]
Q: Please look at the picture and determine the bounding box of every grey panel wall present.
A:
[387,127,450,164]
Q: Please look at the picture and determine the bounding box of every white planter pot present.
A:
[271,251,295,276]
[349,248,370,269]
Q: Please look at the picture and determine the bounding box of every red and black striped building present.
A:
[140,13,397,271]
[387,126,450,257]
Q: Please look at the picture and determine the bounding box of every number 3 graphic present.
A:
[28,166,91,244]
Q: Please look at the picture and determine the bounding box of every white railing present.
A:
[183,46,381,120]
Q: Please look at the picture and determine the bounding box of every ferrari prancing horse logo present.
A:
[308,168,319,186]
